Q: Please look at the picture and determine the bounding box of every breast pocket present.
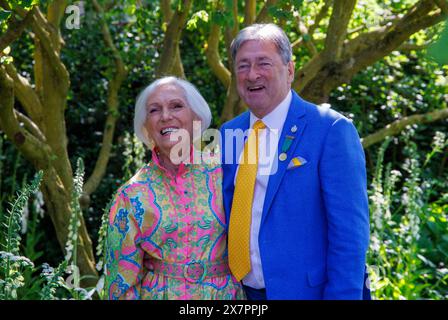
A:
[286,156,309,171]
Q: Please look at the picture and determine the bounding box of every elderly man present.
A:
[220,24,370,300]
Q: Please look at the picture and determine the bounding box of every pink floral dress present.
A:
[104,151,245,300]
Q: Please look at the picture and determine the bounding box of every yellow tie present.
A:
[228,120,266,281]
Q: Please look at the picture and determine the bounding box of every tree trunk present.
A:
[0,4,99,285]
[156,0,192,78]
[219,73,241,125]
[41,172,98,286]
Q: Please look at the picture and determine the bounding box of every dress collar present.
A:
[151,146,191,179]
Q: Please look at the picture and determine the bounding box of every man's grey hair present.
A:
[134,76,212,148]
[230,23,292,65]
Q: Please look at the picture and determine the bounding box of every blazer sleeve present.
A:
[104,191,144,300]
[319,117,370,299]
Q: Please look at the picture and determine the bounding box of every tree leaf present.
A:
[0,9,12,22]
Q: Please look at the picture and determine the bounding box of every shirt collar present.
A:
[249,90,292,132]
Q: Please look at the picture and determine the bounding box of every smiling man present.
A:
[220,24,371,300]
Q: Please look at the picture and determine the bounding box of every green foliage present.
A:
[0,171,42,299]
[12,0,37,9]
[15,194,46,299]
[428,20,448,66]
[93,196,114,300]
[0,9,12,22]
[0,0,447,300]
[121,131,146,182]
[368,130,448,299]
[39,261,68,300]
[0,161,101,300]
[63,158,85,299]
[330,50,448,167]
[186,10,208,31]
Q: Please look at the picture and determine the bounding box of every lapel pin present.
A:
[279,153,287,161]
[291,125,298,133]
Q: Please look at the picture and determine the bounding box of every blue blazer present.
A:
[220,90,370,299]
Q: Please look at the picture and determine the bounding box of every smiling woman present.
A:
[144,83,198,170]
[103,76,245,300]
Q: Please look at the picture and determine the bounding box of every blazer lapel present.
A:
[230,112,250,175]
[261,91,307,226]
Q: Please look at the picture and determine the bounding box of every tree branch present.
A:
[160,0,173,24]
[244,0,256,26]
[321,0,356,62]
[0,67,50,167]
[0,9,34,52]
[84,0,128,197]
[46,0,68,52]
[398,41,433,51]
[308,0,332,37]
[205,20,231,88]
[433,0,448,14]
[0,0,11,10]
[343,0,443,63]
[361,108,448,148]
[293,13,318,57]
[30,7,69,80]
[256,0,275,23]
[15,110,46,143]
[3,63,44,126]
[156,0,192,77]
[294,0,446,103]
[224,0,239,55]
[28,7,72,191]
[47,0,68,27]
[219,0,242,123]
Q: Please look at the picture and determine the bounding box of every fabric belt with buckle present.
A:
[146,258,231,283]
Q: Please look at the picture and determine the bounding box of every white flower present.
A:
[21,203,29,234]
[66,244,74,252]
[95,260,103,271]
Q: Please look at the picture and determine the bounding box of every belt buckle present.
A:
[183,260,206,283]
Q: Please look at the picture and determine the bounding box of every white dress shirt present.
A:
[234,91,292,289]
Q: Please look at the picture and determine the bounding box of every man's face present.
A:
[235,40,294,118]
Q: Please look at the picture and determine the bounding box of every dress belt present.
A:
[146,258,231,283]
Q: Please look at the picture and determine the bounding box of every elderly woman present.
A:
[104,76,245,300]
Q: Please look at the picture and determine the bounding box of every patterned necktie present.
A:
[228,120,266,281]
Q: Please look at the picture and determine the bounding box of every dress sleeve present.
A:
[104,190,144,300]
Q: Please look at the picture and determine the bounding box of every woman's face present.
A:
[144,83,198,158]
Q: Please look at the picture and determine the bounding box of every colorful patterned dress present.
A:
[104,150,245,300]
